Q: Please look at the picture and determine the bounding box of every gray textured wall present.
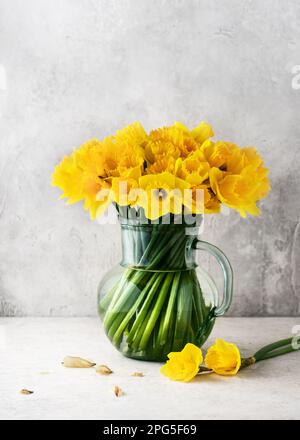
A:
[0,0,299,316]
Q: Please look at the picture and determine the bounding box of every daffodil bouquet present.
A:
[52,121,270,361]
[52,121,270,219]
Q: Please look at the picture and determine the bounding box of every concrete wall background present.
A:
[0,0,299,316]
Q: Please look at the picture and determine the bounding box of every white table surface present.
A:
[0,317,299,420]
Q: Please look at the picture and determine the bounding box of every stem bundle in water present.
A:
[98,223,214,361]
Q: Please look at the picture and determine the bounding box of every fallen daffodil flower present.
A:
[161,337,300,382]
[160,343,207,382]
[204,339,241,375]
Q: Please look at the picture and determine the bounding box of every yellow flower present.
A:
[115,121,148,148]
[138,172,190,220]
[186,185,221,214]
[190,121,214,145]
[205,339,241,376]
[145,138,180,167]
[146,121,214,167]
[203,141,270,217]
[160,343,203,382]
[226,146,264,174]
[99,135,144,179]
[175,150,210,186]
[209,165,270,217]
[52,154,85,205]
[146,155,176,174]
[52,139,111,219]
[52,124,146,219]
[173,121,214,146]
[204,194,221,214]
[110,177,139,206]
[200,140,238,168]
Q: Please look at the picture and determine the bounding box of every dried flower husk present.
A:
[96,364,113,375]
[62,356,96,368]
[131,372,144,377]
[113,385,124,397]
[20,389,34,395]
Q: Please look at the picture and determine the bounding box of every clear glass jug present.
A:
[98,215,233,361]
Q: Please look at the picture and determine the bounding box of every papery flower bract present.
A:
[160,343,203,382]
[138,172,190,220]
[205,339,241,376]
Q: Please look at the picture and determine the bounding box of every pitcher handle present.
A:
[193,238,233,317]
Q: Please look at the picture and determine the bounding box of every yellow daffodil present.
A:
[115,121,148,148]
[146,122,214,165]
[204,194,221,214]
[185,185,221,214]
[190,121,214,145]
[209,166,270,217]
[226,146,264,174]
[205,339,241,376]
[146,139,179,162]
[175,150,210,186]
[200,140,238,169]
[52,154,85,205]
[51,140,110,219]
[146,155,176,174]
[99,136,144,180]
[52,124,146,219]
[173,121,214,146]
[205,141,270,217]
[110,177,139,206]
[160,343,203,382]
[138,172,190,220]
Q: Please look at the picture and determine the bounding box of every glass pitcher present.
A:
[98,215,233,361]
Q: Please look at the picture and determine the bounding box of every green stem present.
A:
[256,345,297,361]
[103,269,150,331]
[173,271,193,351]
[254,338,294,360]
[111,274,156,346]
[126,273,166,345]
[139,273,174,350]
[138,229,168,266]
[254,338,299,362]
[159,272,181,346]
